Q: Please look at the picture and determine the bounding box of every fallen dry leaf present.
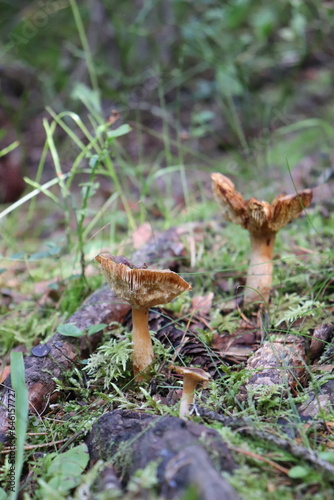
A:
[132,222,153,249]
[108,109,120,125]
[0,366,10,384]
[191,292,214,316]
[213,329,259,362]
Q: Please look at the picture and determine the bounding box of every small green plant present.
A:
[57,323,107,338]
[127,460,160,495]
[138,387,173,416]
[9,352,28,500]
[271,293,328,327]
[84,337,133,389]
[36,444,90,498]
[247,384,284,415]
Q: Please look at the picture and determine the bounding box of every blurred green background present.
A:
[1,0,334,252]
[1,0,334,154]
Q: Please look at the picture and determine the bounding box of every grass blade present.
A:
[10,351,28,500]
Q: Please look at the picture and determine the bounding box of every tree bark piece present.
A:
[86,409,240,500]
[0,223,203,444]
[0,286,130,443]
[91,463,122,498]
[238,335,307,401]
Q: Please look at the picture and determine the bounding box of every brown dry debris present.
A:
[132,222,153,249]
[213,328,260,363]
[107,109,120,125]
[150,311,222,376]
[191,292,214,317]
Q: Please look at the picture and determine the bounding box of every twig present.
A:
[228,445,289,475]
[0,438,68,454]
[26,432,48,436]
[192,313,214,332]
[171,316,193,364]
[236,294,254,326]
[197,407,334,478]
[58,430,85,453]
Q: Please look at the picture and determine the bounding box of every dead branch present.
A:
[197,407,334,479]
[86,409,240,500]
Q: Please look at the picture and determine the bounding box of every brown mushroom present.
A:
[172,365,211,419]
[211,173,312,306]
[95,252,192,378]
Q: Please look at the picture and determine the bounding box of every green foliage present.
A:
[179,485,201,500]
[51,367,91,403]
[288,465,310,479]
[198,379,224,410]
[271,293,327,327]
[226,466,293,500]
[152,336,174,365]
[0,306,61,355]
[127,460,159,494]
[9,352,28,500]
[210,309,241,335]
[36,444,89,497]
[164,293,192,314]
[57,322,106,338]
[138,387,173,416]
[318,452,334,463]
[57,323,83,337]
[218,366,250,411]
[247,384,284,415]
[84,337,133,389]
[58,276,92,317]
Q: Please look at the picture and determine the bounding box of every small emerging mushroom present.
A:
[95,252,192,378]
[211,173,312,306]
[172,365,211,419]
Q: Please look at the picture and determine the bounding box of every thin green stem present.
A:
[69,0,100,101]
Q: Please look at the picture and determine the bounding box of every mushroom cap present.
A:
[172,365,211,382]
[269,190,313,232]
[95,252,192,309]
[211,173,247,227]
[211,172,313,236]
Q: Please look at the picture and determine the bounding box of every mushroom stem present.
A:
[244,233,276,306]
[132,307,154,378]
[179,376,198,420]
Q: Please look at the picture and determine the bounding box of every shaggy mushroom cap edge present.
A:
[95,252,192,308]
